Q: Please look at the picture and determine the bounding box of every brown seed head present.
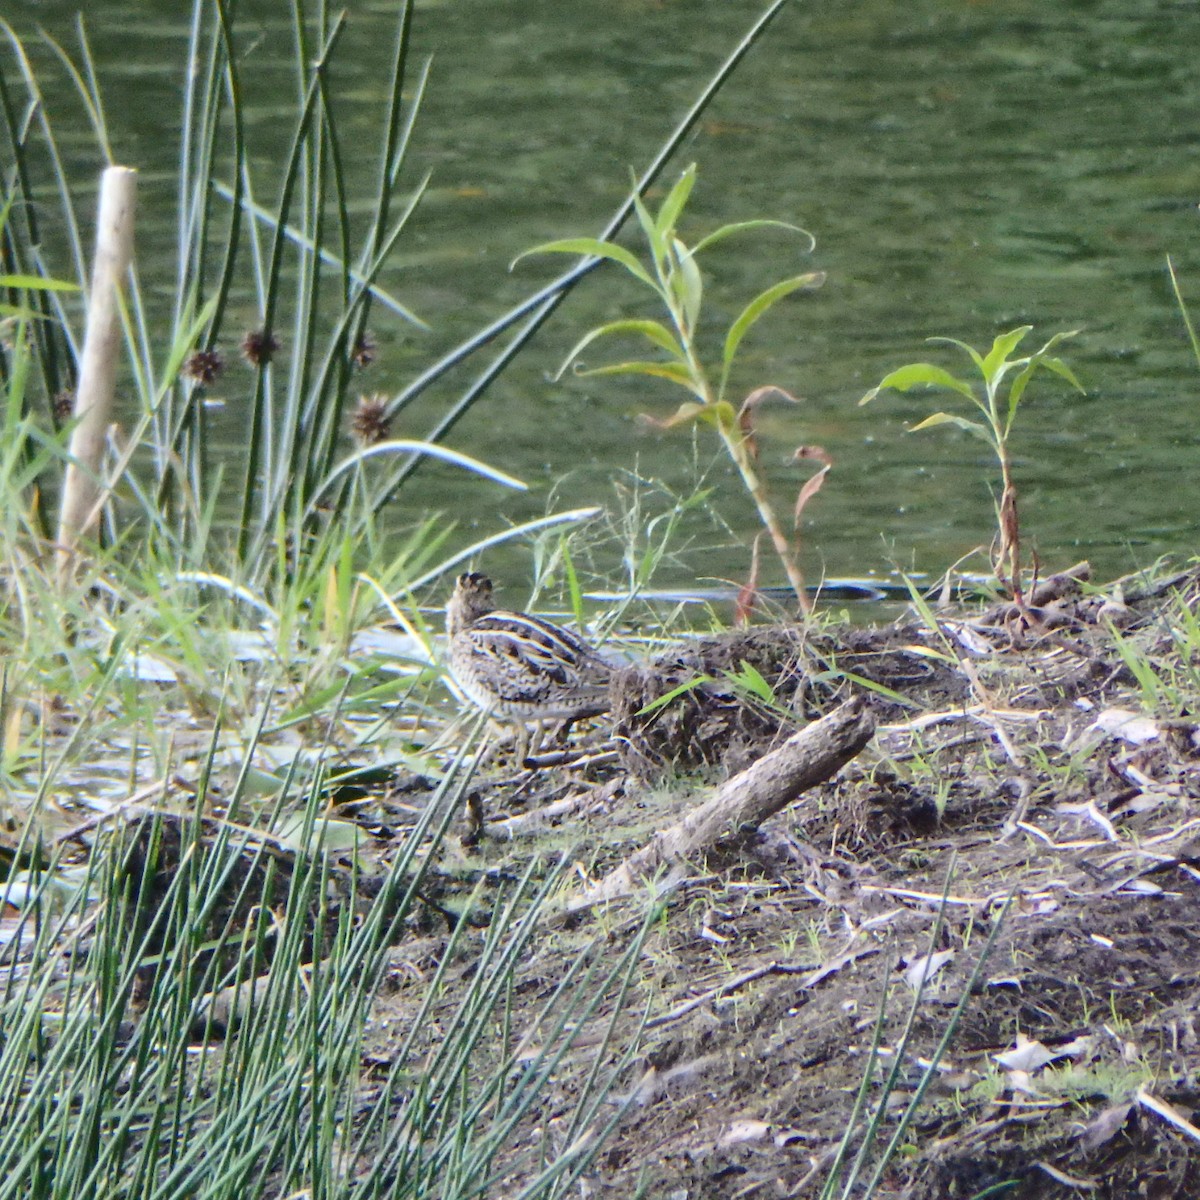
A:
[351,330,377,369]
[183,347,225,386]
[351,393,391,446]
[240,328,281,366]
[52,389,76,423]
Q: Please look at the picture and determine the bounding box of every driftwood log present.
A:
[565,698,875,913]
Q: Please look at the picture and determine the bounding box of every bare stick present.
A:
[564,698,874,913]
[56,166,138,585]
[645,944,880,1028]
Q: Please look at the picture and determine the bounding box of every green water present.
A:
[16,0,1200,591]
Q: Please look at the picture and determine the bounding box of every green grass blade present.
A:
[654,162,697,239]
[979,325,1031,380]
[861,363,977,405]
[1167,255,1200,371]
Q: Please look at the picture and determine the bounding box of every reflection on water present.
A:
[15,0,1200,589]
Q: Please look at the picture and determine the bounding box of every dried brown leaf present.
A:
[639,400,708,431]
[793,444,832,528]
[737,385,801,459]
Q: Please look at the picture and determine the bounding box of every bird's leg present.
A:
[516,719,545,769]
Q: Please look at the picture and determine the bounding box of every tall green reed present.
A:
[0,721,655,1199]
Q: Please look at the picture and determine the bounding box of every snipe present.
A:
[445,572,611,753]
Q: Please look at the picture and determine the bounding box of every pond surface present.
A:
[17,0,1200,594]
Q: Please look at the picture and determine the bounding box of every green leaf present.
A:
[833,669,921,708]
[980,326,1032,381]
[655,164,697,240]
[638,200,667,274]
[1005,351,1085,433]
[628,170,667,271]
[555,318,686,379]
[861,363,977,403]
[1032,328,1081,359]
[0,303,55,320]
[928,335,986,375]
[0,274,80,292]
[1035,354,1085,394]
[671,237,703,333]
[515,237,654,288]
[728,660,774,703]
[636,674,713,715]
[722,271,824,375]
[712,399,738,432]
[310,439,528,515]
[574,359,704,396]
[1009,331,1084,421]
[691,219,815,257]
[909,411,994,445]
[1167,257,1200,372]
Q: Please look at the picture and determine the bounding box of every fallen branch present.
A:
[564,698,874,913]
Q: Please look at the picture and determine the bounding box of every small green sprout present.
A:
[860,326,1085,604]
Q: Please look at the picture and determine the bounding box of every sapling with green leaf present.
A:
[860,326,1084,605]
[517,164,828,613]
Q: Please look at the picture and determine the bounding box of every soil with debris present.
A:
[376,564,1200,1196]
